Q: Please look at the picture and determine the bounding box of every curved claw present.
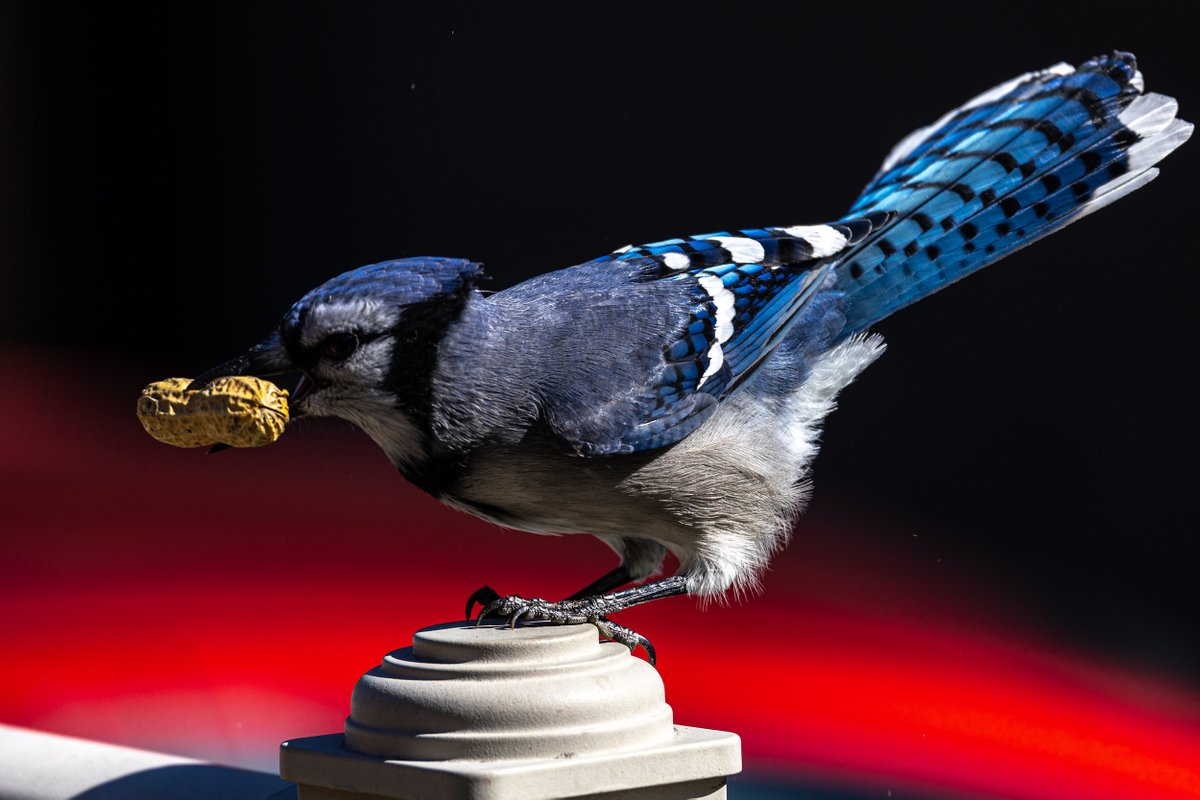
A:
[594,617,658,667]
[464,589,663,666]
[635,632,658,667]
[465,586,502,621]
[475,596,510,627]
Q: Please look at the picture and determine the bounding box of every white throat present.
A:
[304,386,427,469]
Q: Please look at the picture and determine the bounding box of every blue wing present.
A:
[525,52,1189,457]
[531,220,888,455]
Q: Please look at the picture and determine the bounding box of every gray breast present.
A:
[441,333,886,597]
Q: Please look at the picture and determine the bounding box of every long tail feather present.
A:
[833,52,1191,335]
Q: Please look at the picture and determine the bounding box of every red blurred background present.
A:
[2,4,1198,799]
[4,350,1198,798]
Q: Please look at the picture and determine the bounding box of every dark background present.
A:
[3,2,1196,689]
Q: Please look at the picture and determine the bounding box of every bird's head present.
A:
[191,257,484,465]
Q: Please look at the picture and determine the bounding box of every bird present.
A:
[190,52,1189,664]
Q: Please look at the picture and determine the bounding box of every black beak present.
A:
[292,372,314,406]
[187,353,254,390]
[187,332,292,391]
[188,332,296,455]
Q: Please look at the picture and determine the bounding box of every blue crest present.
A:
[281,257,484,332]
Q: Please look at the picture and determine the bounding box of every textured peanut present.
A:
[137,376,289,448]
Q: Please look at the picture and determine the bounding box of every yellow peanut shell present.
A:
[137,376,289,448]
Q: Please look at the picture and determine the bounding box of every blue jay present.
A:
[192,53,1188,663]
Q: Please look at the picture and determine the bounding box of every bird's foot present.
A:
[476,592,626,626]
[465,587,658,665]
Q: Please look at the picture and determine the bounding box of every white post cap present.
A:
[281,620,741,800]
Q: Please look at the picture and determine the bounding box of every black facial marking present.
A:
[280,306,312,363]
[385,288,474,436]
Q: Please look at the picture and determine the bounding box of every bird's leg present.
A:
[477,576,688,625]
[466,539,664,618]
[472,576,688,665]
[565,564,637,600]
[463,568,631,620]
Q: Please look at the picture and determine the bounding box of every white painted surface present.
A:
[0,724,291,800]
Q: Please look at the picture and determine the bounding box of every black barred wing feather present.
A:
[531,51,1190,455]
[541,220,886,455]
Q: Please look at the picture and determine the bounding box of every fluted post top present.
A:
[281,621,741,800]
[346,621,673,761]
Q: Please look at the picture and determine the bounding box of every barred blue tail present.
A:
[834,52,1191,335]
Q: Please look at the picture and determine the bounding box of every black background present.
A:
[4,4,1197,680]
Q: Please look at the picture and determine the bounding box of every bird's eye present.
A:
[320,332,360,361]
